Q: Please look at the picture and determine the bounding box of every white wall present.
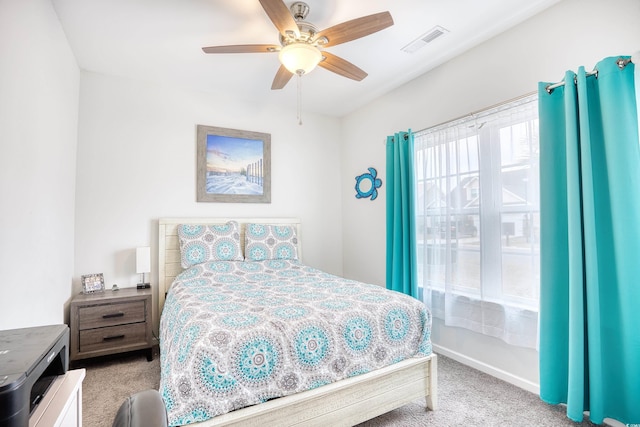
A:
[341,0,640,389]
[0,0,79,330]
[74,72,344,326]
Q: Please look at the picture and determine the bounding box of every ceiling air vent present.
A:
[401,25,449,54]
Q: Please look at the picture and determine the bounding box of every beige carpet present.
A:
[78,348,597,427]
[76,347,161,427]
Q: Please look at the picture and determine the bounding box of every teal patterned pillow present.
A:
[178,221,243,267]
[244,223,299,261]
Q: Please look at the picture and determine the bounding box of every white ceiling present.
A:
[51,0,560,117]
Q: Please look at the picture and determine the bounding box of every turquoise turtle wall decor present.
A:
[355,167,382,200]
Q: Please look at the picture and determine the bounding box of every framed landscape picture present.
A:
[196,125,271,203]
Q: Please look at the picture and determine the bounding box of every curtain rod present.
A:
[545,70,598,94]
[545,57,634,94]
[414,91,537,135]
[414,55,637,135]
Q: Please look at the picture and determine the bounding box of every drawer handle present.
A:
[103,334,125,341]
[103,312,125,319]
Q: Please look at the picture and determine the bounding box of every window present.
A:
[414,94,539,348]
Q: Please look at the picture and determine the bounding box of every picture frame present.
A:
[196,124,271,203]
[81,273,105,294]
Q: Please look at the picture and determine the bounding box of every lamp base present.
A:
[137,283,151,289]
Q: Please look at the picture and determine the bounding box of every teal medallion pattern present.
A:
[159,259,431,426]
[384,307,411,342]
[247,273,275,282]
[182,242,209,267]
[196,352,237,396]
[294,325,331,369]
[181,278,209,288]
[255,296,286,307]
[178,221,243,267]
[215,274,243,284]
[198,293,229,303]
[205,261,232,272]
[266,259,287,269]
[233,335,281,386]
[274,243,296,260]
[262,280,288,288]
[220,313,262,329]
[176,266,200,281]
[207,302,243,313]
[321,300,352,311]
[246,244,269,261]
[245,223,299,261]
[343,317,373,353]
[238,262,263,272]
[246,223,268,238]
[359,293,390,303]
[273,306,308,319]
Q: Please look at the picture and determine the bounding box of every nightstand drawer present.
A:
[78,300,145,329]
[79,323,147,353]
[70,288,153,361]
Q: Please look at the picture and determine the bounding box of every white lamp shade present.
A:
[136,247,151,274]
[278,43,322,75]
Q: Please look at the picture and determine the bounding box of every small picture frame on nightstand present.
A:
[81,273,105,294]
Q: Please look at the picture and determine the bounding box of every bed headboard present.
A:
[157,217,301,315]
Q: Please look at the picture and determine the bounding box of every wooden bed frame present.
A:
[158,217,437,426]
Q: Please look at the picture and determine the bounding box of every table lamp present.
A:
[136,246,151,289]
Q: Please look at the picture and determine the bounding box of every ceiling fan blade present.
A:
[258,0,300,39]
[318,51,367,81]
[316,12,393,47]
[271,64,294,90]
[202,44,280,54]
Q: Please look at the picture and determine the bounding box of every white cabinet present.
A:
[30,369,85,427]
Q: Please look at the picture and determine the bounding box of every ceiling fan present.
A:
[202,0,394,90]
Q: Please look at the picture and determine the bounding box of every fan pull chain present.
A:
[297,71,303,126]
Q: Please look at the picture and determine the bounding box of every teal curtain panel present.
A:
[538,56,640,425]
[386,130,418,298]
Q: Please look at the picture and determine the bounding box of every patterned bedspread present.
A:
[159,260,432,426]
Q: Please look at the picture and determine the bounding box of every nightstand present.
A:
[69,288,153,362]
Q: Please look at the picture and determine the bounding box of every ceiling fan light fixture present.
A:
[278,43,322,75]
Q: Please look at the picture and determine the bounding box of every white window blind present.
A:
[414,94,539,348]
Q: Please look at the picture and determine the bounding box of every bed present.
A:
[157,217,437,426]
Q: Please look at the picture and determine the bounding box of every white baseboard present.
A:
[432,344,540,395]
